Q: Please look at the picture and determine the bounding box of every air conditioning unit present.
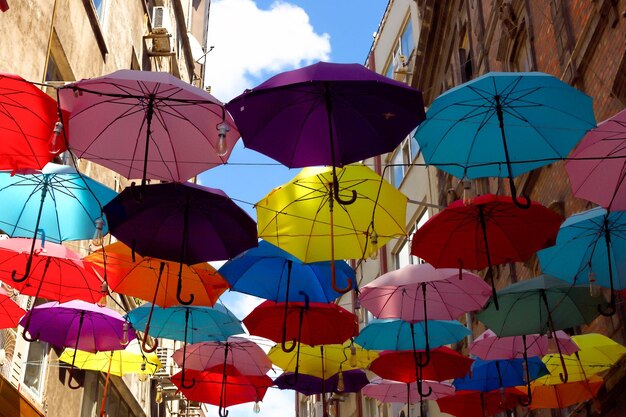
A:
[393,53,410,81]
[151,6,173,53]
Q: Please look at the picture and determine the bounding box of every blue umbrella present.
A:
[538,207,626,316]
[414,72,595,207]
[0,163,117,281]
[126,303,244,389]
[453,357,548,406]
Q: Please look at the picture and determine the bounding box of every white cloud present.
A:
[205,0,331,102]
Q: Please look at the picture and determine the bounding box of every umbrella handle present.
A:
[12,241,37,283]
[142,331,158,353]
[518,335,533,406]
[218,405,229,417]
[21,327,39,342]
[415,349,430,368]
[176,265,194,305]
[508,176,531,209]
[68,370,82,390]
[181,375,196,389]
[281,338,297,353]
[333,176,357,205]
[598,228,616,317]
[416,378,432,398]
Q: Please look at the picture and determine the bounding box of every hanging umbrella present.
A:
[453,357,549,392]
[359,263,490,364]
[538,207,626,316]
[0,73,65,171]
[103,182,256,306]
[171,336,272,376]
[218,240,353,303]
[411,194,563,309]
[256,164,407,293]
[368,347,474,383]
[477,275,608,385]
[58,69,240,188]
[566,108,626,211]
[0,287,25,329]
[527,375,604,410]
[19,300,137,389]
[85,242,230,351]
[436,388,528,417]
[125,303,243,389]
[226,61,425,169]
[0,238,104,303]
[414,71,596,207]
[470,329,579,360]
[274,369,370,395]
[0,163,117,281]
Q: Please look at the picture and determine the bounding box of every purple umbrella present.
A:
[103,181,257,307]
[274,369,369,395]
[19,300,136,389]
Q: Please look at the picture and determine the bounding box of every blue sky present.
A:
[198,1,388,416]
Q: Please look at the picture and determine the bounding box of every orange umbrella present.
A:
[85,242,230,351]
[528,375,603,410]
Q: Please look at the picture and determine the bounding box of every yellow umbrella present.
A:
[268,341,377,379]
[256,165,407,292]
[59,339,162,377]
[539,333,626,384]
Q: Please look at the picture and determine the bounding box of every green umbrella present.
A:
[477,275,608,386]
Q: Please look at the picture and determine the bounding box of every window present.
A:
[389,132,420,188]
[21,341,48,399]
[91,0,107,22]
[400,20,414,58]
[394,211,430,269]
[510,29,532,72]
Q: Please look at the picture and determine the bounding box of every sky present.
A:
[197,1,389,416]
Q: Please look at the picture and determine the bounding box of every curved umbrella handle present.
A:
[12,258,32,283]
[416,378,432,398]
[519,335,533,406]
[415,349,430,368]
[141,332,158,353]
[598,230,616,317]
[218,406,229,417]
[68,370,82,390]
[332,275,352,294]
[416,284,431,368]
[281,338,297,353]
[332,167,357,206]
[21,328,39,342]
[176,265,194,305]
[508,176,531,209]
[180,374,196,389]
[558,353,569,383]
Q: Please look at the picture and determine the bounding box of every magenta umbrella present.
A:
[566,108,626,211]
[19,300,136,389]
[172,336,272,376]
[470,329,579,360]
[58,70,239,189]
[359,263,491,365]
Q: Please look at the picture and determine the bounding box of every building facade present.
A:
[0,1,211,416]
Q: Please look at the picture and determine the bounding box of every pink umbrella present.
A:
[359,263,491,366]
[470,329,579,360]
[363,377,454,417]
[58,70,240,189]
[566,108,626,211]
[172,336,272,376]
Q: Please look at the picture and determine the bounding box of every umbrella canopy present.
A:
[359,263,491,321]
[453,357,549,392]
[274,369,370,395]
[58,69,240,184]
[256,164,407,263]
[0,238,104,303]
[362,378,455,403]
[19,300,137,372]
[470,329,579,360]
[58,339,162,377]
[411,194,562,308]
[566,108,626,211]
[528,375,604,410]
[218,240,353,303]
[171,336,272,376]
[171,370,273,407]
[226,61,425,168]
[354,318,470,351]
[104,182,257,265]
[437,388,528,417]
[243,299,358,347]
[0,163,117,243]
[538,207,626,315]
[368,347,474,383]
[0,287,25,329]
[85,242,230,307]
[0,73,65,170]
[414,71,595,205]
[268,342,377,379]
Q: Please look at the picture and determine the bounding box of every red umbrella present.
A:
[0,287,25,328]
[0,73,65,171]
[368,347,473,384]
[0,238,104,303]
[411,194,562,309]
[436,388,527,417]
[171,370,273,415]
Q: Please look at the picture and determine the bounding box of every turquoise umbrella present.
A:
[414,72,595,207]
[0,163,117,282]
[538,207,626,316]
[125,303,244,389]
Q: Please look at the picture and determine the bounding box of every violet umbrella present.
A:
[19,300,137,389]
[566,108,626,211]
[58,69,240,190]
[104,181,256,350]
[274,369,370,395]
[359,263,491,365]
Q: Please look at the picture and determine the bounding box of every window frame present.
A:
[20,340,48,401]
